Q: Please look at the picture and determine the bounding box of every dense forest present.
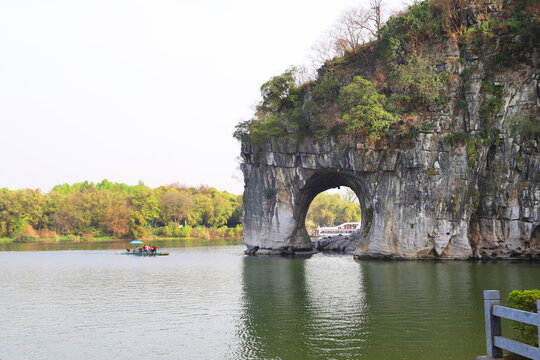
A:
[0,180,243,241]
[0,180,360,242]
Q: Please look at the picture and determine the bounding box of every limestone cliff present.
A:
[239,0,539,259]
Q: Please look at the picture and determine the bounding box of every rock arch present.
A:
[240,135,538,259]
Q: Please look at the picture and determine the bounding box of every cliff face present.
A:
[240,1,539,259]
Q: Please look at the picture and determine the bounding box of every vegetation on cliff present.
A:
[234,0,539,146]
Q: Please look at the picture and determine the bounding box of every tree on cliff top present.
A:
[339,76,397,142]
[257,68,297,114]
[310,0,389,66]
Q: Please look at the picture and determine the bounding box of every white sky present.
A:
[0,0,406,194]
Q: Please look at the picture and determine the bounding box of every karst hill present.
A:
[236,0,540,259]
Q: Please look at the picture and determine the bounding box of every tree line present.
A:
[0,180,242,240]
[306,192,362,230]
[0,181,362,241]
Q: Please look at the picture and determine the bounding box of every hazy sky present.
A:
[0,0,405,194]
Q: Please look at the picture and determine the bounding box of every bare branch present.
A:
[294,64,317,85]
[308,1,394,68]
[309,36,336,68]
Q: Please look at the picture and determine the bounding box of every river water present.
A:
[1,242,539,360]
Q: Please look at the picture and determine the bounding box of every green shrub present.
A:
[401,126,419,139]
[13,234,37,243]
[455,99,468,112]
[482,82,504,122]
[153,226,170,237]
[194,226,210,240]
[426,168,437,176]
[249,113,288,145]
[390,52,448,108]
[445,132,481,166]
[233,119,253,141]
[154,222,178,237]
[445,132,473,146]
[175,225,192,238]
[506,289,540,346]
[314,128,330,140]
[258,68,297,113]
[505,1,540,38]
[386,93,412,114]
[233,66,311,144]
[510,116,540,140]
[57,234,80,242]
[227,224,243,238]
[312,72,340,104]
[463,66,475,77]
[483,83,504,98]
[339,76,397,141]
[465,138,479,165]
[377,1,442,62]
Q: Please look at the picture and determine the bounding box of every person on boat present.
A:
[126,248,130,253]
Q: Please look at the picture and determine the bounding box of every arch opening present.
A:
[305,187,361,240]
[290,171,372,247]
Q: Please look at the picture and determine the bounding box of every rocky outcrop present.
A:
[241,134,474,258]
[239,1,539,259]
[312,234,359,254]
[241,124,538,259]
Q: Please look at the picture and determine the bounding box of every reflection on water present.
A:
[0,238,243,252]
[359,261,540,359]
[238,256,313,359]
[238,255,369,359]
[1,245,539,360]
[304,256,368,357]
[238,256,540,360]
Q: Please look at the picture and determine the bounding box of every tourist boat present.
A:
[310,222,361,240]
[121,251,170,256]
[122,247,169,256]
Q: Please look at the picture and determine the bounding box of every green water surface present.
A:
[0,244,538,359]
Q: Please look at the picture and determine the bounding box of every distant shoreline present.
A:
[0,236,242,244]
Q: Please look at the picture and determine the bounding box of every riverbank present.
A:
[0,237,243,252]
[1,225,243,245]
[0,235,242,244]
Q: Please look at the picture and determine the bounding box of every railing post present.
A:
[537,299,540,350]
[484,290,504,358]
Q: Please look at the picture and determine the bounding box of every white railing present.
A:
[480,290,540,360]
